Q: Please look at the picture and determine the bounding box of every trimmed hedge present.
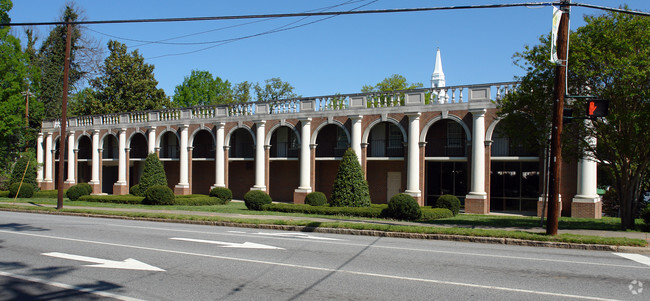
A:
[9,183,34,198]
[33,190,63,198]
[79,195,144,204]
[143,185,175,205]
[305,192,327,206]
[0,191,9,198]
[174,196,225,206]
[421,207,454,220]
[209,187,232,203]
[244,190,272,210]
[385,193,421,221]
[263,203,385,218]
[435,194,461,216]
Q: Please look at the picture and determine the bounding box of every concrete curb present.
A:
[3,207,649,254]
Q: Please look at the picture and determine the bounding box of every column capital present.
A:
[469,108,487,117]
[348,115,363,121]
[405,112,421,119]
[361,142,369,148]
[93,129,101,134]
[255,120,266,126]
[310,144,318,149]
[214,122,226,129]
[264,145,272,150]
[298,117,312,123]
[419,141,427,148]
[178,124,190,129]
[147,126,156,131]
[38,132,44,138]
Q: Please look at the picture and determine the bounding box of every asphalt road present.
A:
[0,211,649,301]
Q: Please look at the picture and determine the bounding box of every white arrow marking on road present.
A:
[614,253,650,267]
[42,252,165,271]
[254,232,344,241]
[170,237,285,250]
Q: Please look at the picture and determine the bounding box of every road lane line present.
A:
[0,270,145,301]
[613,253,650,267]
[0,229,622,300]
[106,224,650,270]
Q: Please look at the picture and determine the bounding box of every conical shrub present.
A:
[330,148,370,207]
[137,153,168,196]
[9,152,38,191]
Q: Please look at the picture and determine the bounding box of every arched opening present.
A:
[490,123,540,212]
[228,128,255,199]
[192,129,215,194]
[77,135,92,184]
[269,126,299,202]
[315,124,350,200]
[129,133,148,189]
[159,131,179,190]
[424,119,468,206]
[366,121,405,203]
[101,134,119,194]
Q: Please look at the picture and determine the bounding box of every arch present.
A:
[192,128,216,159]
[420,114,471,143]
[98,131,118,150]
[486,117,503,142]
[127,129,147,146]
[225,125,255,147]
[314,122,350,157]
[265,122,300,146]
[129,132,148,159]
[74,132,91,150]
[268,124,300,158]
[311,119,349,145]
[101,134,119,159]
[155,128,179,151]
[228,127,255,158]
[76,134,93,160]
[189,125,215,146]
[159,130,180,159]
[361,117,406,144]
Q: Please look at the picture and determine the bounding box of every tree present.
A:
[0,0,38,181]
[330,149,370,207]
[361,74,423,92]
[83,40,169,115]
[137,153,168,196]
[172,70,233,107]
[254,77,297,102]
[498,11,650,230]
[233,81,253,103]
[9,151,38,191]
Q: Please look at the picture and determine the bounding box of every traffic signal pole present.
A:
[547,0,570,235]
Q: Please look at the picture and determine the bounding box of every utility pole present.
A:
[57,21,71,210]
[21,89,34,127]
[546,0,570,235]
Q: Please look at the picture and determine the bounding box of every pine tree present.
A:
[330,148,370,207]
[137,153,168,196]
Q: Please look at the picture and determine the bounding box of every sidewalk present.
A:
[3,201,649,252]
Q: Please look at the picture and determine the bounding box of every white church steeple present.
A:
[431,48,446,88]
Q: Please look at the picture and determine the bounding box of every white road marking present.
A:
[254,231,344,241]
[0,270,145,301]
[0,229,623,300]
[170,237,284,249]
[613,253,650,267]
[108,224,650,270]
[42,252,165,271]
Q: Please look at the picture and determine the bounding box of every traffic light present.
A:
[586,99,608,118]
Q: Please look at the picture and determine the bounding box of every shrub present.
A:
[9,152,39,192]
[263,203,384,218]
[209,187,232,203]
[130,184,141,196]
[0,191,9,198]
[421,207,454,220]
[384,193,421,221]
[244,190,272,210]
[77,183,93,195]
[9,182,34,198]
[174,196,225,206]
[330,149,370,207]
[641,204,650,231]
[142,185,175,205]
[66,184,91,201]
[601,188,619,217]
[33,190,61,198]
[138,153,168,196]
[435,194,461,216]
[305,192,327,206]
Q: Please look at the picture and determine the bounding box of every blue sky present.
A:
[7,1,650,98]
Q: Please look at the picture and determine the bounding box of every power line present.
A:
[572,2,650,16]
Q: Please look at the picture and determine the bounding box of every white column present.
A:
[65,131,75,184]
[44,132,53,183]
[214,122,225,188]
[253,120,266,190]
[298,118,312,191]
[90,130,100,185]
[116,128,127,185]
[467,109,487,198]
[147,127,156,154]
[405,113,421,197]
[178,124,190,187]
[574,131,599,202]
[36,133,44,183]
[350,115,363,164]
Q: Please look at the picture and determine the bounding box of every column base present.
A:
[465,193,488,214]
[63,180,76,189]
[537,196,562,217]
[404,190,423,206]
[40,181,54,191]
[89,181,101,194]
[571,196,602,219]
[174,184,191,195]
[210,184,226,191]
[293,188,312,204]
[113,183,129,195]
[250,185,266,192]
